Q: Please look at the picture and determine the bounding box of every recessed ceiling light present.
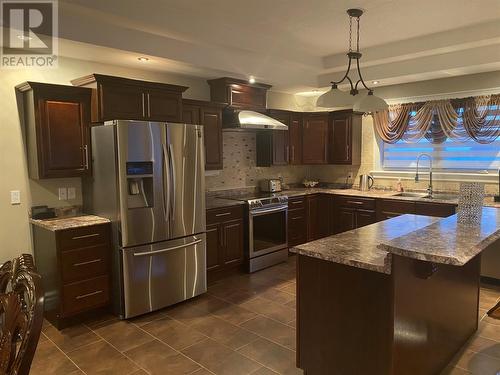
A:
[137,57,149,62]
[248,76,256,84]
[17,35,32,41]
[372,80,380,85]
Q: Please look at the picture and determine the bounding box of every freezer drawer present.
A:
[121,234,206,318]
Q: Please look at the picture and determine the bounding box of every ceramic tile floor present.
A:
[31,256,500,375]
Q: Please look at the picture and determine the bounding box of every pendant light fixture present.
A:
[316,9,388,113]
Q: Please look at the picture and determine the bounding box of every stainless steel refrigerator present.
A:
[84,120,206,319]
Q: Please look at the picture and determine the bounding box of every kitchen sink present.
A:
[393,192,428,198]
[393,192,458,201]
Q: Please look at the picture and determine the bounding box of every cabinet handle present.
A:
[215,212,231,217]
[142,93,146,118]
[83,145,89,170]
[286,146,290,162]
[73,258,101,267]
[290,201,302,205]
[147,93,151,118]
[347,201,364,205]
[75,290,103,300]
[71,233,100,240]
[291,146,295,162]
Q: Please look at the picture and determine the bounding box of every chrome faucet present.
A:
[415,153,433,198]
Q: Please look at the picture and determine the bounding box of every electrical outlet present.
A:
[347,171,353,179]
[10,190,20,205]
[67,187,76,200]
[58,187,67,201]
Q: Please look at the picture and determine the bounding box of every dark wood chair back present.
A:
[0,254,44,375]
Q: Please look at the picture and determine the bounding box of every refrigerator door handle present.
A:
[133,238,202,257]
[168,143,176,228]
[162,143,171,235]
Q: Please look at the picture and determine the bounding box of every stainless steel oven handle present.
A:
[250,205,288,216]
[133,238,202,257]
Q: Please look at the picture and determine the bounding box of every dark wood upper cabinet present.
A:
[71,74,187,123]
[17,82,92,179]
[207,77,271,110]
[329,110,362,165]
[182,99,224,170]
[256,109,290,167]
[302,113,329,164]
[289,113,303,164]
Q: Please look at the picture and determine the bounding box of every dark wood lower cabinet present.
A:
[288,194,459,242]
[32,222,112,329]
[415,201,456,217]
[307,194,330,241]
[206,205,245,281]
[297,253,480,375]
[288,196,308,247]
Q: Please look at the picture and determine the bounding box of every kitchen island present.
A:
[291,207,500,375]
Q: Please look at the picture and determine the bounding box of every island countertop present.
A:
[291,207,500,274]
[379,206,500,266]
[290,214,440,274]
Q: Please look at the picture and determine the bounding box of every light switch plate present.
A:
[58,187,67,201]
[67,187,76,200]
[10,190,20,205]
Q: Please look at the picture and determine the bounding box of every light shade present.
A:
[353,91,388,113]
[316,87,355,108]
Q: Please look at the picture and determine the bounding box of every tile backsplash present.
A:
[205,131,312,191]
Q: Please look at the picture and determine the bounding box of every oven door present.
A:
[249,205,288,258]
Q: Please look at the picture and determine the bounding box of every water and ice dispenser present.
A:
[126,162,154,209]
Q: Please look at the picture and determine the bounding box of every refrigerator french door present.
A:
[86,120,206,318]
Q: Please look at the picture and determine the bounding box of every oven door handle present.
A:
[250,206,288,216]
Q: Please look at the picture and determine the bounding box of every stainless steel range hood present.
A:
[223,110,288,131]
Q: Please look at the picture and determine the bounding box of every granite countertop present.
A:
[279,188,500,207]
[290,215,440,274]
[30,215,110,231]
[379,207,500,266]
[292,207,500,274]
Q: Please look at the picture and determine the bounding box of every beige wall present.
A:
[0,56,210,262]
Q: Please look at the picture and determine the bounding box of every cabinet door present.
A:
[147,89,182,122]
[201,106,223,170]
[182,104,200,125]
[307,195,330,241]
[330,114,351,164]
[222,219,244,266]
[289,114,302,164]
[206,223,222,272]
[99,82,145,121]
[302,114,329,164]
[356,209,377,229]
[273,131,289,165]
[288,210,307,246]
[415,202,456,217]
[336,207,356,233]
[38,95,91,178]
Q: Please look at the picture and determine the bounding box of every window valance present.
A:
[372,94,500,144]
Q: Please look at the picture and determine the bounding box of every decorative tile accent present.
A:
[206,132,311,191]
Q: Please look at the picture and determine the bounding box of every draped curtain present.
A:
[372,94,500,144]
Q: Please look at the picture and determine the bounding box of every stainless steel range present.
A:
[226,193,288,272]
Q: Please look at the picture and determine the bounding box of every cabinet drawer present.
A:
[336,196,376,210]
[288,196,306,210]
[58,224,109,251]
[60,245,109,283]
[62,275,109,316]
[207,205,244,224]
